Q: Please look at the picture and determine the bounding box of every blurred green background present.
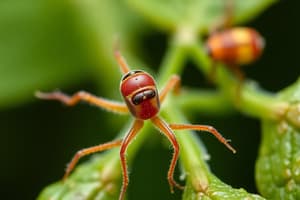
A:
[0,0,299,199]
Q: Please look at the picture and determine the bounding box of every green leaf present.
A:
[0,0,91,108]
[183,175,265,200]
[232,0,278,24]
[126,0,277,32]
[256,78,300,199]
[37,120,155,200]
[0,0,148,108]
[37,150,122,200]
[161,98,265,200]
[69,0,149,95]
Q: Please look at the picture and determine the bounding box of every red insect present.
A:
[205,0,265,81]
[36,49,236,200]
[206,27,264,66]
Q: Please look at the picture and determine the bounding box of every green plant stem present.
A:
[157,39,212,193]
[188,42,289,121]
[162,103,212,192]
[157,40,187,85]
[116,39,215,195]
[177,89,234,116]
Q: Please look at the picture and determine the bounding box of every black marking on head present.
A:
[132,89,156,105]
[122,70,143,81]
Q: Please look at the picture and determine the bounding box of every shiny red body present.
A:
[120,70,160,120]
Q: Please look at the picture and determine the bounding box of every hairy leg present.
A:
[63,140,123,180]
[169,123,236,153]
[151,116,184,193]
[159,75,181,103]
[36,90,128,114]
[119,119,144,200]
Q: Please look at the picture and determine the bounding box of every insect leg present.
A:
[119,119,144,200]
[151,116,184,193]
[159,75,181,103]
[114,44,131,74]
[169,124,236,153]
[36,90,129,114]
[63,140,123,180]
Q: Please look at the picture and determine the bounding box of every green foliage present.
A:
[1,0,299,200]
[183,175,265,200]
[127,0,277,32]
[38,150,121,200]
[0,0,91,108]
[0,0,145,108]
[256,79,300,199]
[36,0,284,199]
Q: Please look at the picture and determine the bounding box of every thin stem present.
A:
[157,26,199,85]
[157,39,187,85]
[177,89,234,116]
[157,36,213,193]
[161,102,211,193]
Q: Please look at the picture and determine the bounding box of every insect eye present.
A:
[143,90,156,99]
[122,70,143,81]
[132,89,156,105]
[132,93,144,105]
